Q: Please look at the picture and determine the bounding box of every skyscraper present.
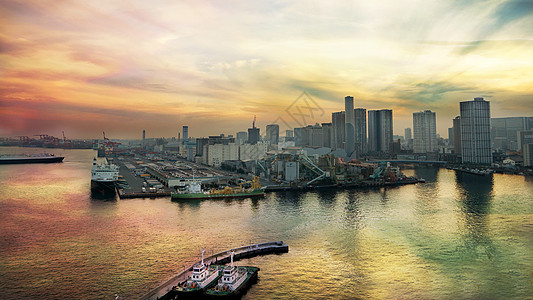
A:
[321,122,332,148]
[354,108,367,156]
[448,128,454,147]
[142,129,146,149]
[248,117,260,145]
[344,96,355,157]
[413,110,437,153]
[248,127,260,145]
[265,124,279,146]
[453,116,461,154]
[310,123,324,147]
[405,128,412,140]
[460,97,492,164]
[182,126,189,141]
[368,109,393,153]
[332,111,345,149]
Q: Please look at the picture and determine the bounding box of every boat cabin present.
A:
[191,264,207,281]
[221,266,237,284]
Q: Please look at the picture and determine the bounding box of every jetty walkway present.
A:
[138,241,289,300]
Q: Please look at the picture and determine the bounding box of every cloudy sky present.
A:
[1,0,533,139]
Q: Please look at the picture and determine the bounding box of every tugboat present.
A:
[204,251,260,298]
[174,250,223,297]
[171,176,265,200]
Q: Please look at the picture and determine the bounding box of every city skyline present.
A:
[2,0,533,139]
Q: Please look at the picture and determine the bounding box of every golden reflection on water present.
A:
[1,148,532,299]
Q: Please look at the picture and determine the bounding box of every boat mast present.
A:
[230,250,234,268]
[201,248,205,266]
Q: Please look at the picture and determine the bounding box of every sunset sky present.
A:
[1,0,533,139]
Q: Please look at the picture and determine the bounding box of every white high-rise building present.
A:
[345,96,355,157]
[413,110,437,153]
[460,97,492,164]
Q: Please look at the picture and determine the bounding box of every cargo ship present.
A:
[204,251,259,298]
[0,153,64,164]
[173,250,223,297]
[171,176,265,200]
[91,158,119,192]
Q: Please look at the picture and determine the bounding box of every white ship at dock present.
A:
[91,158,119,192]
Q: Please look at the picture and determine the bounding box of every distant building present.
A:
[196,138,208,158]
[368,109,393,153]
[453,116,461,154]
[142,129,146,149]
[345,96,355,157]
[285,130,293,138]
[294,127,306,147]
[524,143,533,167]
[236,131,247,145]
[404,127,412,150]
[248,127,260,145]
[332,111,345,150]
[239,143,269,161]
[182,126,189,141]
[492,117,533,151]
[321,123,332,148]
[294,123,333,148]
[265,124,280,146]
[207,143,239,167]
[354,108,367,156]
[517,130,533,153]
[309,124,324,147]
[460,97,492,164]
[404,128,411,140]
[413,110,437,153]
[448,128,454,146]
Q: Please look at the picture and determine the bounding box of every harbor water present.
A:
[0,147,532,299]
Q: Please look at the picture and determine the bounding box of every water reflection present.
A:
[454,172,495,259]
[414,166,439,182]
[316,189,337,209]
[90,189,118,201]
[343,194,363,230]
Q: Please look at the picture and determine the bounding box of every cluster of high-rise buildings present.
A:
[150,95,532,168]
[294,96,391,158]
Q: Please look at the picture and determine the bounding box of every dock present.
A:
[138,241,289,300]
[265,178,423,191]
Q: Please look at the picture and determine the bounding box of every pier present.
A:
[138,241,289,300]
[265,178,423,191]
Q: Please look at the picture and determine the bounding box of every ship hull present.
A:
[171,189,265,200]
[91,180,116,193]
[0,156,64,164]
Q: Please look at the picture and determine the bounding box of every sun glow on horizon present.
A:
[1,0,533,139]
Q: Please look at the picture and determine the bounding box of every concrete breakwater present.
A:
[138,241,289,300]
